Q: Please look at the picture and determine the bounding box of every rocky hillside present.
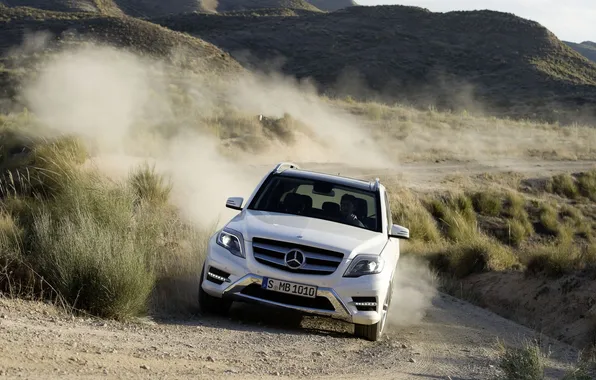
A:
[153,5,596,123]
[565,41,596,63]
[0,0,213,18]
[0,0,355,17]
[0,0,123,15]
[0,4,242,109]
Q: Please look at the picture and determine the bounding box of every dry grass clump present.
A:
[577,170,596,201]
[496,339,594,380]
[393,170,596,280]
[524,243,596,277]
[471,190,503,216]
[389,185,441,243]
[496,339,546,380]
[0,129,211,319]
[394,188,521,278]
[546,173,579,199]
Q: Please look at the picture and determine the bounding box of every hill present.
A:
[0,0,123,15]
[565,40,596,63]
[0,0,213,18]
[0,5,242,109]
[306,0,356,11]
[217,0,322,12]
[153,5,596,123]
[0,6,240,69]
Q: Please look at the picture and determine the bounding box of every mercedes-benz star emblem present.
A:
[285,249,305,269]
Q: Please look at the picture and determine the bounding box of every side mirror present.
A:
[389,224,409,239]
[226,197,243,211]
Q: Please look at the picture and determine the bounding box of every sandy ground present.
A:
[0,292,582,380]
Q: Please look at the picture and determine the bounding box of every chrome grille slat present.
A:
[302,263,338,272]
[253,253,286,266]
[252,237,344,275]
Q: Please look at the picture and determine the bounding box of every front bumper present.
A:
[221,274,353,322]
[201,237,390,325]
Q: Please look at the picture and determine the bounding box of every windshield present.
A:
[248,174,381,232]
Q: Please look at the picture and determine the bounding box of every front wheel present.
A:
[198,263,232,315]
[354,280,393,341]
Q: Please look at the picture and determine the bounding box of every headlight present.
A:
[216,228,245,258]
[343,254,385,277]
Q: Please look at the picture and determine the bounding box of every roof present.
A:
[276,167,379,192]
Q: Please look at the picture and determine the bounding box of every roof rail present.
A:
[369,177,381,191]
[273,162,300,173]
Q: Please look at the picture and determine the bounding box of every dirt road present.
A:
[0,289,581,380]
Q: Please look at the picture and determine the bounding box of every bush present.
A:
[29,207,156,319]
[538,203,560,236]
[129,162,172,206]
[427,236,520,278]
[471,190,502,216]
[506,219,531,247]
[546,173,579,199]
[577,170,596,201]
[502,191,526,219]
[0,132,209,319]
[525,242,596,277]
[497,340,545,380]
[427,195,477,243]
[390,187,441,243]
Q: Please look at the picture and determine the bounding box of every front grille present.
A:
[241,284,335,311]
[251,237,344,275]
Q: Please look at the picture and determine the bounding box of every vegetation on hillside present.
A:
[0,5,241,72]
[0,116,212,318]
[391,170,596,279]
[153,5,596,124]
[0,0,122,15]
[217,0,322,13]
[565,41,596,63]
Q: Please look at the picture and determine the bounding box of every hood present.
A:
[225,210,387,256]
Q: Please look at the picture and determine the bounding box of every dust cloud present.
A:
[386,255,439,328]
[201,0,219,12]
[19,37,392,229]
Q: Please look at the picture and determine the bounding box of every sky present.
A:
[357,1,594,43]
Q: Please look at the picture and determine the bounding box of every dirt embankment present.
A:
[464,271,596,350]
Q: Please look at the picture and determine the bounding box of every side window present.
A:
[384,191,392,231]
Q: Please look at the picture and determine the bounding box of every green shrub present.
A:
[471,190,503,216]
[497,340,545,380]
[390,188,441,243]
[506,219,531,247]
[426,236,520,278]
[524,242,596,277]
[26,178,157,319]
[502,191,526,219]
[577,170,596,201]
[129,163,172,206]
[538,203,560,236]
[546,173,578,199]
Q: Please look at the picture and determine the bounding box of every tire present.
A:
[354,280,393,341]
[198,263,232,316]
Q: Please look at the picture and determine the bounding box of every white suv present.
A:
[198,162,409,341]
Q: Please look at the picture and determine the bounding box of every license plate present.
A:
[261,277,317,298]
